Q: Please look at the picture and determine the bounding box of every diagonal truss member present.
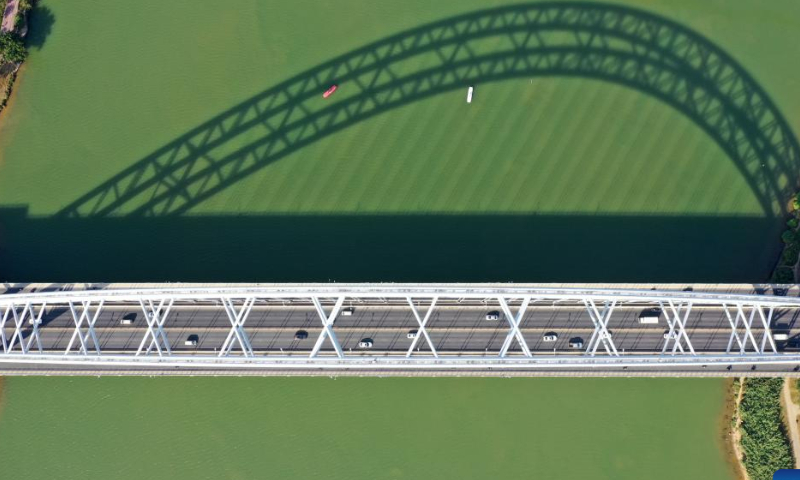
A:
[310,297,344,358]
[1,302,47,354]
[136,299,173,356]
[406,296,438,357]
[659,300,695,355]
[724,303,777,354]
[497,297,532,357]
[65,300,104,355]
[584,299,618,356]
[219,297,255,357]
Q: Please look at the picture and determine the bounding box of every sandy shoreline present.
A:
[722,378,749,480]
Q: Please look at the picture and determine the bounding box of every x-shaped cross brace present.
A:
[498,297,532,357]
[584,300,618,356]
[724,303,762,354]
[65,300,104,355]
[2,302,46,354]
[136,299,173,356]
[310,297,344,358]
[219,297,255,357]
[660,300,695,355]
[724,303,775,354]
[406,297,438,357]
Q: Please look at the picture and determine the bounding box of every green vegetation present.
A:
[782,243,800,266]
[739,378,794,480]
[0,33,25,63]
[0,377,734,480]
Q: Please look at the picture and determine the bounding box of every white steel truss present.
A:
[498,297,532,357]
[1,302,46,354]
[65,300,104,355]
[0,284,798,370]
[724,303,778,355]
[137,299,173,356]
[660,301,695,355]
[310,296,344,358]
[406,297,438,357]
[584,300,618,356]
[219,297,255,357]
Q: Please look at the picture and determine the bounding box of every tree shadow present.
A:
[25,4,54,50]
[55,2,799,220]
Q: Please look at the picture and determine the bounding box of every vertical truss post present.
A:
[497,297,532,357]
[584,299,618,356]
[219,297,255,357]
[65,300,104,355]
[660,301,695,356]
[136,299,173,356]
[406,296,438,358]
[310,297,345,358]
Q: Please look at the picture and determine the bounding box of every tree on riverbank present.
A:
[740,378,794,480]
[0,32,25,63]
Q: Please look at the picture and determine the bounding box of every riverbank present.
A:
[0,0,28,117]
[725,378,750,480]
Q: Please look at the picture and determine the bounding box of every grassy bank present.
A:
[739,378,794,480]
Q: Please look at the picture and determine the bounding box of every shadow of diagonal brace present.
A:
[57,2,800,218]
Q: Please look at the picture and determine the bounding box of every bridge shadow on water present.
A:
[0,207,782,282]
[0,2,798,282]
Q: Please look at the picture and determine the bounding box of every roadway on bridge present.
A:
[6,304,800,355]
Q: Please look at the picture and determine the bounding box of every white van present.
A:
[774,333,789,341]
[638,309,661,324]
[342,308,354,316]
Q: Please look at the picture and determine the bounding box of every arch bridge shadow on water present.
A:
[0,2,798,282]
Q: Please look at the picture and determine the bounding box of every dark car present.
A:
[295,330,309,340]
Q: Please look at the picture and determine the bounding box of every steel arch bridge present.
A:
[57,2,799,219]
[2,284,800,371]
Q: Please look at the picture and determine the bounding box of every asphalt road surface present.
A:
[6,304,800,355]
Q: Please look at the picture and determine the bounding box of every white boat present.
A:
[466,86,474,103]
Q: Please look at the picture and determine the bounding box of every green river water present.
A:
[0,377,734,480]
[2,0,800,478]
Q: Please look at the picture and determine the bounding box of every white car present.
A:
[341,308,355,316]
[485,311,501,321]
[358,339,373,349]
[542,333,558,342]
[407,330,418,339]
[663,331,678,340]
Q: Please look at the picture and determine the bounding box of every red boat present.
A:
[323,85,338,98]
